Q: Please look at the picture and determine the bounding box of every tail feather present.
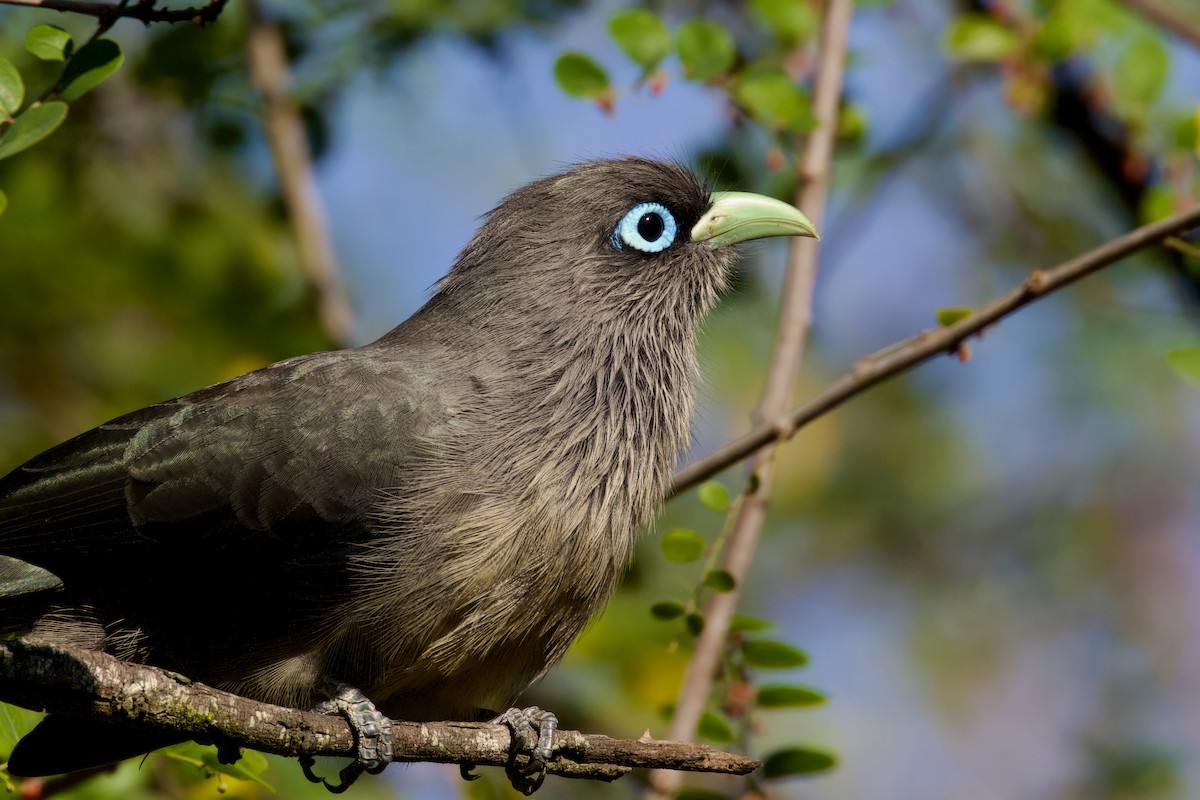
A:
[7,715,186,776]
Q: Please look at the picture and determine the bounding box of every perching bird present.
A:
[0,158,817,790]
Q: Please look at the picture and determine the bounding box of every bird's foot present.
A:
[494,706,558,795]
[299,683,394,794]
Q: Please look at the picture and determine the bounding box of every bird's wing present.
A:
[0,350,423,571]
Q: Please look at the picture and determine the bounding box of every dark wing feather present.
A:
[0,348,426,587]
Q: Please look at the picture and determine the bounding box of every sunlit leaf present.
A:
[0,56,24,116]
[0,703,40,752]
[935,307,973,326]
[199,748,274,788]
[651,600,686,620]
[1115,35,1169,108]
[677,19,736,81]
[742,639,809,668]
[750,0,816,45]
[661,528,705,562]
[944,15,1020,61]
[733,67,815,133]
[609,9,670,69]
[697,710,734,742]
[703,569,736,592]
[60,39,125,101]
[0,102,68,161]
[697,480,730,512]
[25,25,74,62]
[1166,346,1200,384]
[763,746,838,777]
[731,613,774,632]
[757,684,827,707]
[553,52,610,99]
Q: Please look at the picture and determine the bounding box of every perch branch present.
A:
[648,0,855,797]
[671,203,1200,497]
[0,640,760,783]
[0,0,230,25]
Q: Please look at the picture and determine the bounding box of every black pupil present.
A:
[637,212,665,242]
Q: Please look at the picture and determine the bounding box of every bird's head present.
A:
[436,158,818,334]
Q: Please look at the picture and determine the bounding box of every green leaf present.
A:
[651,600,686,620]
[199,748,273,789]
[1174,112,1198,152]
[60,39,125,102]
[685,611,705,636]
[1115,36,1169,108]
[1166,345,1200,384]
[730,613,774,632]
[25,25,74,62]
[0,703,40,753]
[553,52,610,99]
[750,0,817,45]
[661,527,705,562]
[935,307,973,326]
[763,746,838,777]
[697,480,730,512]
[676,790,734,800]
[943,15,1020,62]
[609,9,670,69]
[0,56,24,116]
[743,639,809,669]
[1139,186,1174,224]
[757,684,827,708]
[703,569,736,592]
[677,19,736,81]
[0,189,6,217]
[732,67,816,133]
[697,710,734,743]
[0,102,68,161]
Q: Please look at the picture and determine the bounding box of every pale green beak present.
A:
[690,191,819,248]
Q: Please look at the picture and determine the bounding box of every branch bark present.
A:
[0,640,761,783]
[0,0,230,25]
[647,1,855,796]
[1120,0,1200,47]
[671,202,1200,497]
[244,0,356,347]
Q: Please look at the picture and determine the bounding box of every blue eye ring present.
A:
[612,202,678,253]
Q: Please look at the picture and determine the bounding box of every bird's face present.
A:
[442,158,817,330]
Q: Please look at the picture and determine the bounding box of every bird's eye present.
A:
[612,202,678,253]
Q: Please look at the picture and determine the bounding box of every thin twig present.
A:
[244,0,356,346]
[0,640,761,782]
[671,203,1200,497]
[0,0,230,25]
[1120,0,1200,47]
[647,1,855,796]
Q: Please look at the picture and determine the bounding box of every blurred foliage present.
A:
[0,0,1198,798]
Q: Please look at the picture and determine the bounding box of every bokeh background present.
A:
[1,0,1198,798]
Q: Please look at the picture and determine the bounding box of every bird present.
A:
[0,157,817,790]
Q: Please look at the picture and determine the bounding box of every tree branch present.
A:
[0,640,761,783]
[671,203,1200,497]
[244,0,356,347]
[1120,0,1200,47]
[0,0,230,25]
[648,1,855,797]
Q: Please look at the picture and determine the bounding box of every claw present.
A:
[300,683,394,793]
[494,706,559,795]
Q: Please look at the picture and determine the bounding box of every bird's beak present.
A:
[691,191,819,248]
